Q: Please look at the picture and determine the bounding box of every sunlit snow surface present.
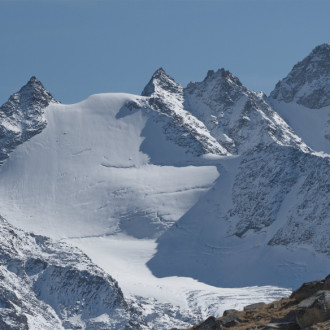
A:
[0,93,219,239]
[0,93,292,328]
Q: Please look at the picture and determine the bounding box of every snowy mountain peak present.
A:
[141,67,181,97]
[270,43,330,109]
[0,77,58,163]
[185,68,248,114]
[141,68,230,156]
[204,68,243,88]
[1,76,58,117]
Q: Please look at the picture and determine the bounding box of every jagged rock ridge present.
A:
[270,43,330,109]
[184,68,310,155]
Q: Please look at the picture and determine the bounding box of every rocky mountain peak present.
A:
[183,68,310,155]
[185,68,247,111]
[270,43,330,108]
[310,43,330,58]
[0,76,58,118]
[204,68,243,87]
[141,67,182,97]
[0,77,58,163]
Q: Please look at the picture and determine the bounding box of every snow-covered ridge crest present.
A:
[0,76,58,163]
[184,68,310,154]
[0,215,141,329]
[270,43,330,109]
[141,68,230,156]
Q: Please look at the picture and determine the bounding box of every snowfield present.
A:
[0,93,219,239]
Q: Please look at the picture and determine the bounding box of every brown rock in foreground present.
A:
[296,290,330,328]
[182,274,330,330]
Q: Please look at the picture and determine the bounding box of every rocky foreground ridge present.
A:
[183,274,330,330]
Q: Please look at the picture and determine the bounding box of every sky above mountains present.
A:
[0,0,329,104]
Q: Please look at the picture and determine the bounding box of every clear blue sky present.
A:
[0,0,329,104]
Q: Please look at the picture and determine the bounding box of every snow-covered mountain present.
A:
[0,44,330,328]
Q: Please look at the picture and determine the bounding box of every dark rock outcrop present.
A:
[296,290,330,328]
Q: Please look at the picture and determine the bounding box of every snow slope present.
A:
[0,92,219,239]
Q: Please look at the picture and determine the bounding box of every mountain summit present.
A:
[0,77,58,163]
[270,43,330,109]
[141,68,230,156]
[141,67,181,97]
[1,76,58,116]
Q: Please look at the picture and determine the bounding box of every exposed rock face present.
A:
[243,302,266,311]
[192,316,223,330]
[0,76,58,163]
[270,44,330,109]
[291,279,326,302]
[0,216,140,329]
[231,145,330,245]
[296,290,330,328]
